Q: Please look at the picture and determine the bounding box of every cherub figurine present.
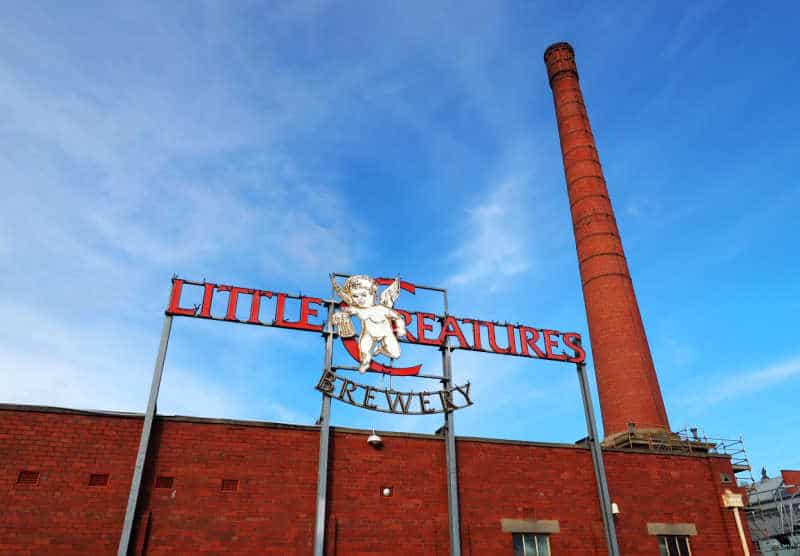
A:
[330,274,406,373]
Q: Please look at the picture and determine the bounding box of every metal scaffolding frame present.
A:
[745,475,800,553]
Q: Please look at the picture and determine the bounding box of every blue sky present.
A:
[2,1,798,478]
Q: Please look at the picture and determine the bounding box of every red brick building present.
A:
[1,404,748,555]
[0,43,754,555]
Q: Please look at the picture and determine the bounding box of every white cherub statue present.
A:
[330,274,407,373]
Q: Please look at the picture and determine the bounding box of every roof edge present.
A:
[0,402,732,459]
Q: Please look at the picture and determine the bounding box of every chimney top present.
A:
[544,41,574,58]
[543,42,578,86]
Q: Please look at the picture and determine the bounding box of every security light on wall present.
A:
[367,429,383,448]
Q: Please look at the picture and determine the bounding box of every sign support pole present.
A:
[576,356,620,556]
[313,296,336,556]
[117,313,173,556]
[442,292,462,556]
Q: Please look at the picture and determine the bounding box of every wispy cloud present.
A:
[0,54,360,282]
[0,5,368,418]
[0,6,372,290]
[0,297,312,424]
[660,0,725,60]
[447,179,532,288]
[0,300,157,412]
[680,355,800,410]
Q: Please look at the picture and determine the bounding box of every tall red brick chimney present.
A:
[543,42,670,442]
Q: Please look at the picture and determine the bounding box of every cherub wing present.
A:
[330,275,353,305]
[379,277,401,308]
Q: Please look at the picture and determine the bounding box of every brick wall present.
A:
[458,440,604,555]
[0,406,750,555]
[603,451,747,555]
[326,431,450,555]
[130,418,319,555]
[0,407,141,555]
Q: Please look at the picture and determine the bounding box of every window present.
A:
[221,479,239,492]
[16,470,40,485]
[512,533,550,556]
[155,476,174,489]
[658,535,692,556]
[88,473,109,486]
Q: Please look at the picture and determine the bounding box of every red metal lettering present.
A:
[198,282,217,318]
[562,332,586,363]
[166,279,197,316]
[543,330,568,361]
[438,316,469,348]
[486,322,516,354]
[297,297,324,331]
[415,312,440,345]
[461,319,482,350]
[395,309,417,342]
[505,324,517,354]
[273,293,291,327]
[274,294,323,331]
[247,290,274,324]
[518,327,546,358]
[216,285,254,322]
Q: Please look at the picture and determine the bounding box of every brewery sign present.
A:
[167,274,586,414]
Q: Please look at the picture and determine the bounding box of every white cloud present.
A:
[0,301,153,412]
[0,7,368,295]
[0,8,369,418]
[0,298,311,424]
[680,355,800,410]
[447,179,532,288]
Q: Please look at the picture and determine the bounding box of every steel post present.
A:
[117,314,173,556]
[576,358,620,556]
[443,346,462,556]
[441,291,462,556]
[313,296,336,556]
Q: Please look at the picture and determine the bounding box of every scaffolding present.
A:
[605,425,752,471]
[745,472,800,555]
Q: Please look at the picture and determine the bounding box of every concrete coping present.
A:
[501,519,560,534]
[646,523,698,536]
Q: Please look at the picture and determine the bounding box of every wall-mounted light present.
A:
[381,486,393,497]
[367,429,383,448]
[611,503,620,515]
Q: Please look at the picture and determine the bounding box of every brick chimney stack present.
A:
[543,42,670,442]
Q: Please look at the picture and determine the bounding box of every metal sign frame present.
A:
[310,274,464,556]
[116,276,619,556]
